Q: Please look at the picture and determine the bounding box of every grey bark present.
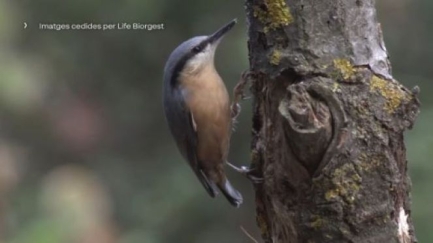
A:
[244,0,420,242]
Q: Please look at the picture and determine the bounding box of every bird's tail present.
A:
[195,170,219,198]
[218,178,243,207]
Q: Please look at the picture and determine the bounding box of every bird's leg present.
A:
[231,71,252,120]
[229,71,261,183]
[226,162,263,184]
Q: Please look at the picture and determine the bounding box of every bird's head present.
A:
[164,19,237,85]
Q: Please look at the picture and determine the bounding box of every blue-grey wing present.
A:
[163,87,218,197]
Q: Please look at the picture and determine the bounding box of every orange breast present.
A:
[179,65,231,166]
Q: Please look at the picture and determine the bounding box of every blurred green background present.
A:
[0,0,430,242]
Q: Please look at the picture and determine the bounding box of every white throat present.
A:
[184,44,217,74]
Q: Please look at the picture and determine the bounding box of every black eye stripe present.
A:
[193,43,207,53]
[193,46,202,52]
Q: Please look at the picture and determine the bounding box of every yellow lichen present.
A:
[353,125,368,139]
[332,82,340,92]
[325,163,361,203]
[355,104,368,117]
[251,150,259,163]
[357,153,383,172]
[253,0,293,31]
[325,189,338,200]
[310,216,324,229]
[333,59,355,80]
[270,49,282,65]
[257,214,268,235]
[370,75,409,113]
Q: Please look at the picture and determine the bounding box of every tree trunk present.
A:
[245,0,420,242]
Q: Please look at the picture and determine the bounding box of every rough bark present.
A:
[245,0,420,242]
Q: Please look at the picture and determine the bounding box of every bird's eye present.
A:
[193,46,203,53]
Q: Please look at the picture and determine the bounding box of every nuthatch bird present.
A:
[163,19,243,207]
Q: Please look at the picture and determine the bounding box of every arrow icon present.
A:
[24,22,27,29]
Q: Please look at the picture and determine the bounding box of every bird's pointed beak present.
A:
[207,19,237,45]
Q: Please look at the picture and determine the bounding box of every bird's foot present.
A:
[226,162,263,184]
[231,71,253,119]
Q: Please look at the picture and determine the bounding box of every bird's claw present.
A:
[231,71,253,119]
[227,162,264,184]
[233,71,251,102]
[231,103,241,120]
